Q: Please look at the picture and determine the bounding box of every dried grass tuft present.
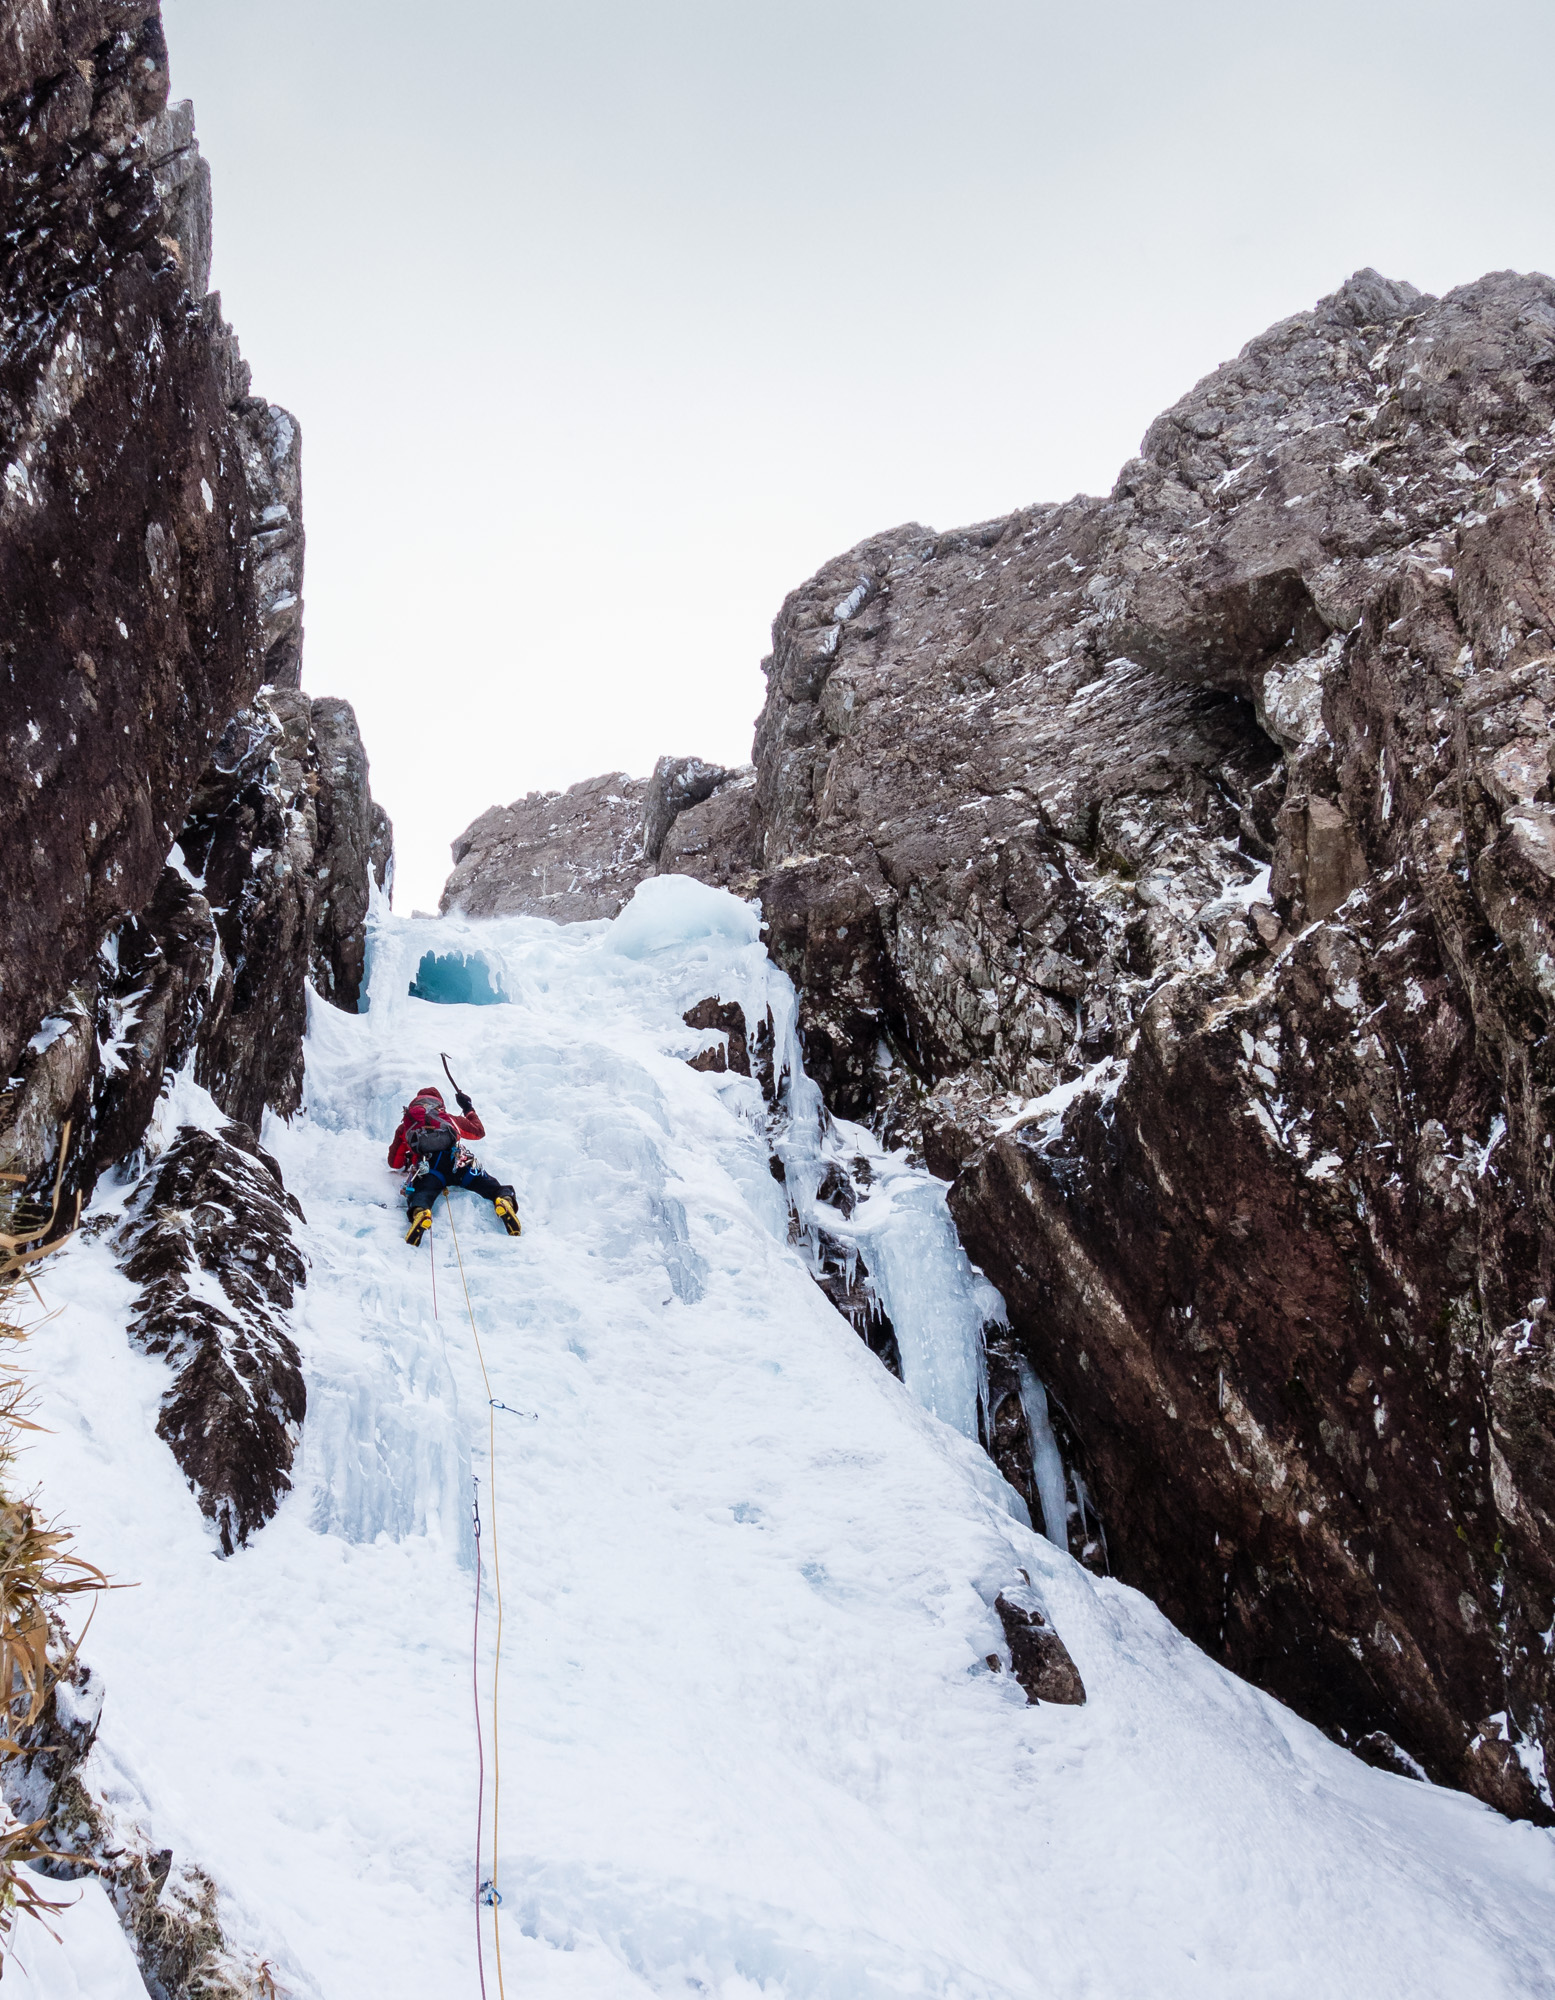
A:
[0,1124,108,1976]
[0,1124,280,1995]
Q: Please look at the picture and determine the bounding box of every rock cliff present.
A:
[442,755,757,920]
[0,2,391,1218]
[0,3,303,1094]
[447,268,1555,1821]
[0,8,391,1986]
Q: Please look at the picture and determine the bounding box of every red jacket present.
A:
[388,1088,484,1170]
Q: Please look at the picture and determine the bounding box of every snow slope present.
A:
[5,1875,148,1997]
[14,881,1555,1997]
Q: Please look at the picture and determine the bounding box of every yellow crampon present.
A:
[405,1206,434,1248]
[493,1196,522,1239]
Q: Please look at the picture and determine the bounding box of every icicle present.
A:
[753,947,998,1453]
[1016,1360,1069,1548]
[857,1182,992,1443]
[756,958,826,1159]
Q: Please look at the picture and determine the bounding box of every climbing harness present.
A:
[448,1198,509,2000]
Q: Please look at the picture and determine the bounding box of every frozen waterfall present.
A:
[22,871,1553,1999]
[1017,1359,1070,1548]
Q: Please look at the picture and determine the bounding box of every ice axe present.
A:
[439,1051,477,1118]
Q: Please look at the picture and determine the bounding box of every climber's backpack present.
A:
[402,1098,462,1158]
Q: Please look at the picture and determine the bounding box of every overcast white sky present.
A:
[163,0,1555,912]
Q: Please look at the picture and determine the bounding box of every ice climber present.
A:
[390,1084,522,1247]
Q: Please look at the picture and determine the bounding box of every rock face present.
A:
[310,693,394,1008]
[0,4,308,1090]
[0,1,391,1199]
[460,268,1555,1821]
[444,770,653,921]
[116,1122,307,1555]
[1,684,391,1215]
[176,688,390,1129]
[760,267,1555,1819]
[0,0,392,1596]
[0,6,387,1982]
[443,756,757,919]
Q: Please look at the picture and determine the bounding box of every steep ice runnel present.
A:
[843,1177,993,1446]
[1017,1360,1069,1549]
[20,878,1555,1998]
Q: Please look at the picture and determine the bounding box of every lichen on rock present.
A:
[115,1121,307,1555]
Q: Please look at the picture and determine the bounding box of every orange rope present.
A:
[447,1200,506,2000]
[471,1474,487,2000]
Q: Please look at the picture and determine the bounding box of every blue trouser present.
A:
[405,1149,514,1218]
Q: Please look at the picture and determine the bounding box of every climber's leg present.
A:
[451,1162,522,1236]
[403,1160,451,1246]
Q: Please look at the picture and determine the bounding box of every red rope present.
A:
[472,1477,487,1998]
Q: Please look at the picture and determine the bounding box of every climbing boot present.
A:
[405,1206,433,1248]
[493,1194,522,1238]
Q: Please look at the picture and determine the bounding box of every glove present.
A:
[456,1091,474,1116]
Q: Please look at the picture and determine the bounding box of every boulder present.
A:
[994,1585,1087,1705]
